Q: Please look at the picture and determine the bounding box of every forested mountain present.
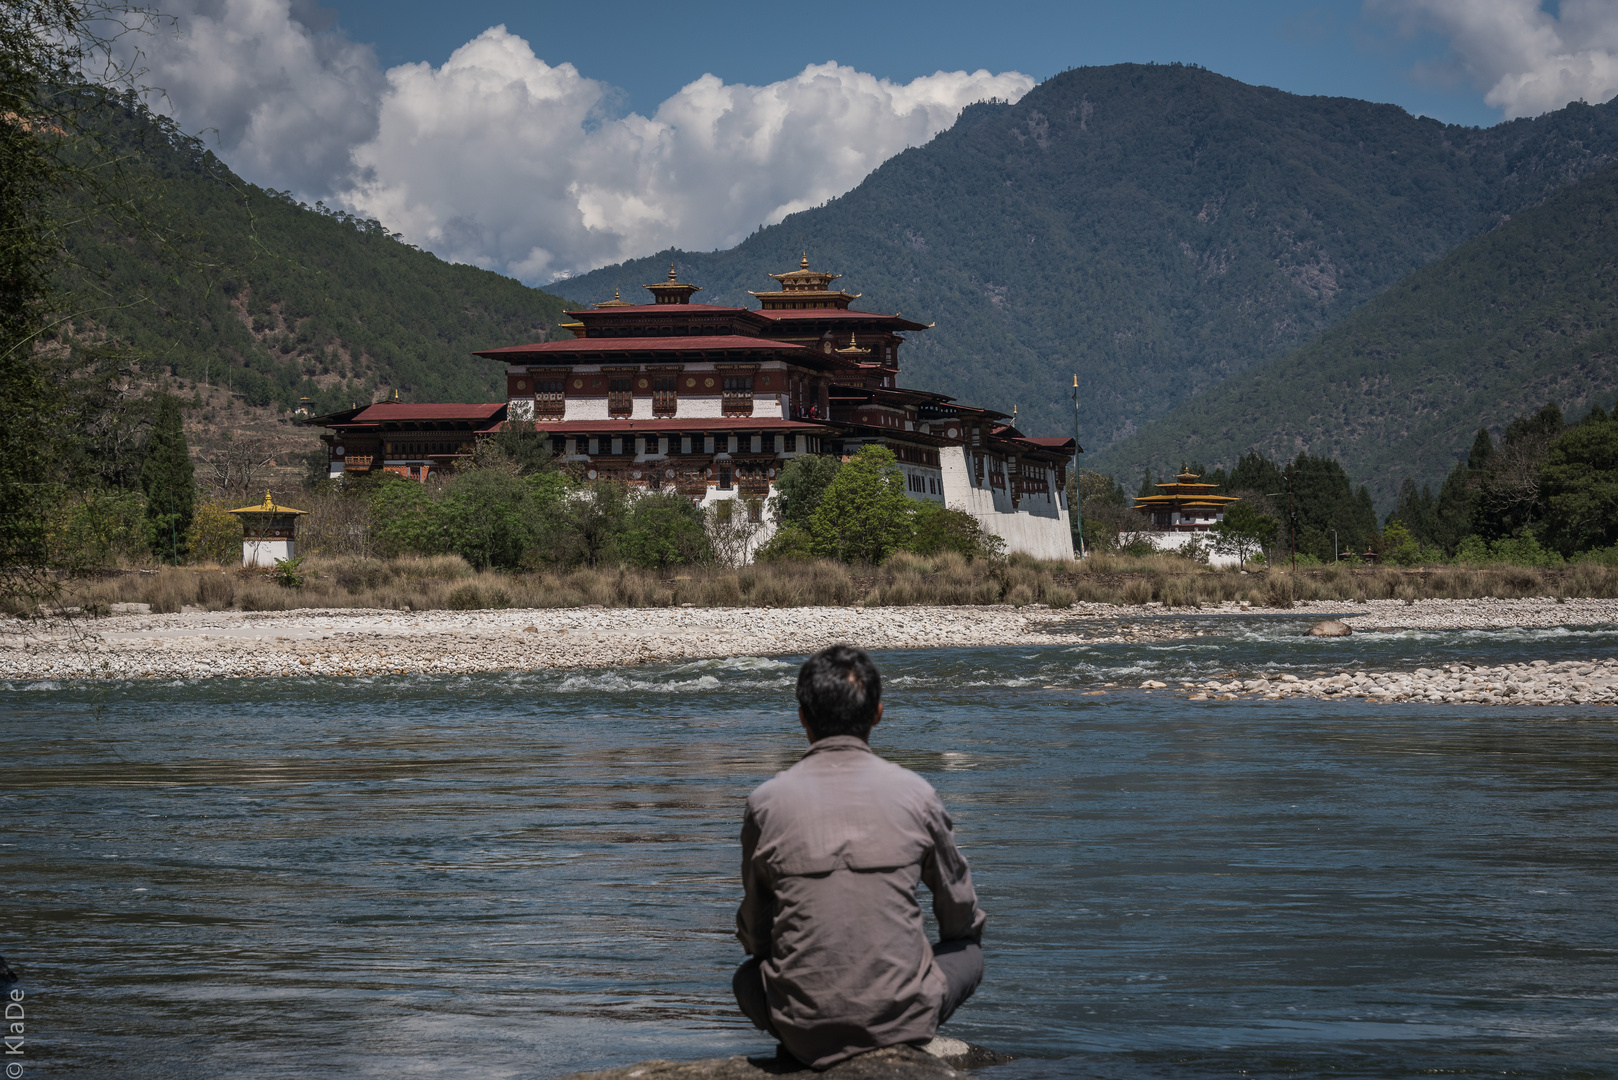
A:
[560,64,1618,447]
[1096,160,1618,507]
[60,99,576,415]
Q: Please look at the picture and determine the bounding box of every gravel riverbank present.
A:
[4,598,1615,706]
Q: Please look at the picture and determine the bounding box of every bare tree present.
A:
[706,497,766,567]
[201,432,274,505]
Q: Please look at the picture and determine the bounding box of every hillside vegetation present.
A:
[59,100,576,415]
[561,64,1618,447]
[1098,161,1618,504]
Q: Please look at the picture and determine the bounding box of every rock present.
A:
[1306,620,1352,637]
[555,1042,1007,1079]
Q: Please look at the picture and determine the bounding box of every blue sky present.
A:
[136,0,1618,281]
[322,0,1496,127]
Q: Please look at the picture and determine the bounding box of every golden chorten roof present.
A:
[643,264,703,304]
[750,256,862,309]
[594,287,634,309]
[230,491,308,516]
[1132,471,1241,510]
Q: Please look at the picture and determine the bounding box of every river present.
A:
[3,615,1615,1078]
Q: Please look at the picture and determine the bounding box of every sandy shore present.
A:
[3,598,1615,705]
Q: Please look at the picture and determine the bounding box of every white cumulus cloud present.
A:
[341,30,1033,281]
[1372,0,1618,119]
[129,0,384,193]
[128,4,1032,282]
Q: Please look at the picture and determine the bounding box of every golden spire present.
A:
[668,263,678,281]
[262,490,273,510]
[800,252,809,270]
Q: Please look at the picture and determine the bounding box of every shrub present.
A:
[755,524,816,562]
[186,501,242,566]
[621,491,712,569]
[907,501,1004,560]
[46,490,147,570]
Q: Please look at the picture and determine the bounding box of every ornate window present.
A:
[652,376,677,417]
[535,378,565,418]
[722,376,753,417]
[608,378,633,418]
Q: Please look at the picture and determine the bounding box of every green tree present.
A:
[809,445,913,564]
[1211,501,1278,567]
[621,491,711,569]
[1539,410,1618,555]
[549,481,629,568]
[771,453,841,528]
[485,418,555,476]
[441,468,547,571]
[138,395,195,562]
[369,476,450,557]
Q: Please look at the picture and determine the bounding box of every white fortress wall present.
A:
[939,447,1074,561]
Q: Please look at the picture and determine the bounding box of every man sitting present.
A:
[732,645,986,1069]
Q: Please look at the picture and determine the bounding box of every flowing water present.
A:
[3,615,1617,1079]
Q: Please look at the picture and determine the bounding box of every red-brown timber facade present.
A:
[308,260,1078,561]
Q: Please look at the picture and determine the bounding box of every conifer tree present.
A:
[140,395,194,562]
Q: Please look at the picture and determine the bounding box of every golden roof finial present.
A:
[393,388,399,400]
[668,263,678,281]
[614,287,621,299]
[800,252,809,270]
[848,331,857,349]
[263,490,273,510]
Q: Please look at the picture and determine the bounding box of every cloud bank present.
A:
[130,1,1032,282]
[1374,0,1618,119]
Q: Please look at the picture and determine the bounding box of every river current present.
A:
[4,615,1616,1079]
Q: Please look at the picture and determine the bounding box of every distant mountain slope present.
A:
[560,64,1618,445]
[63,102,577,414]
[1094,161,1618,507]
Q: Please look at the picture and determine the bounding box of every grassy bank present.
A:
[34,552,1618,616]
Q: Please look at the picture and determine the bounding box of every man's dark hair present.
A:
[797,645,882,741]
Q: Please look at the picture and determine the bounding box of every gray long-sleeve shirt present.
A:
[736,735,987,1069]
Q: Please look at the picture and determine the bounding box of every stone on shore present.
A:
[1306,620,1352,637]
[555,1041,1007,1079]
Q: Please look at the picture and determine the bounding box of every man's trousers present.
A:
[732,938,983,1043]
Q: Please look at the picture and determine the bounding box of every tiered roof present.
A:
[1132,470,1241,513]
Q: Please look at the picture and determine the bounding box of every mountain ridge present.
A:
[1092,159,1618,508]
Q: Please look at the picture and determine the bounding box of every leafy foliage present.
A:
[185,499,242,566]
[1538,408,1618,556]
[565,65,1618,448]
[1211,502,1278,567]
[909,501,1004,560]
[770,453,842,529]
[808,446,914,564]
[621,492,712,569]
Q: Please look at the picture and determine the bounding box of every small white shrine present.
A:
[228,492,308,567]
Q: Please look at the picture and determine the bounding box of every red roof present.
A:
[521,418,826,433]
[565,303,751,316]
[1020,436,1077,450]
[349,403,504,422]
[755,309,929,330]
[477,335,806,359]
